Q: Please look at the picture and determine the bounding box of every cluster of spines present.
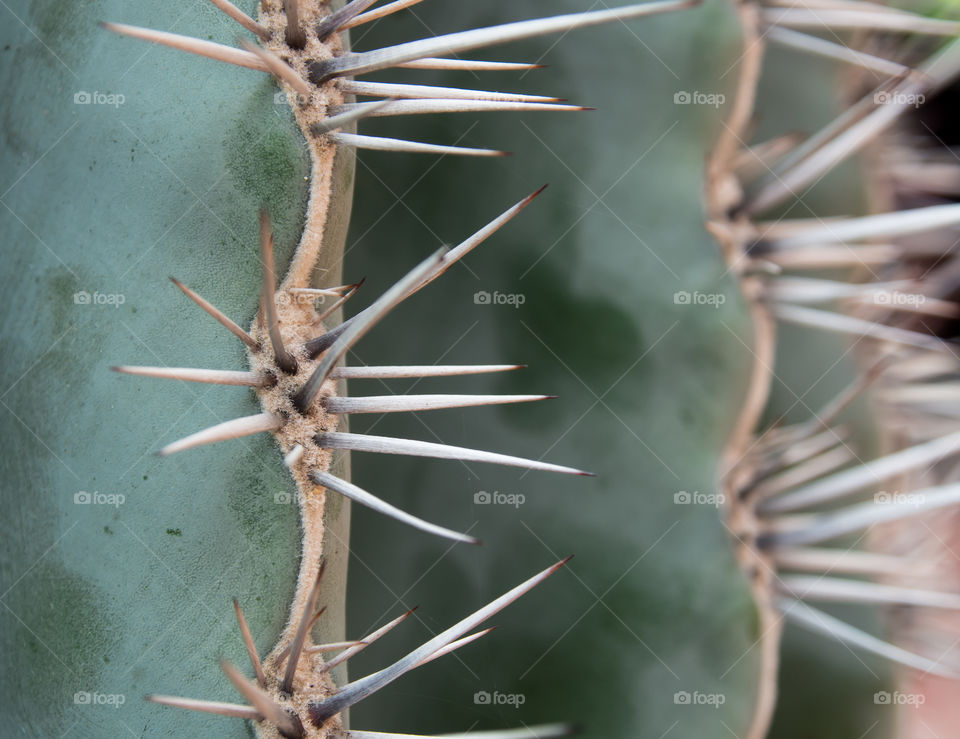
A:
[115,187,590,547]
[726,2,960,681]
[103,0,694,157]
[148,559,574,738]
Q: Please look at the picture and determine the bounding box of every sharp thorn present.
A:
[100,22,268,71]
[341,0,428,30]
[111,365,272,388]
[208,0,271,40]
[308,98,397,135]
[221,659,305,737]
[145,694,263,720]
[307,559,571,726]
[281,560,326,695]
[776,597,959,678]
[331,132,507,157]
[331,364,526,379]
[233,598,268,688]
[293,249,447,412]
[169,276,260,350]
[323,393,551,414]
[316,431,591,476]
[260,210,299,375]
[329,100,586,117]
[283,0,307,48]
[320,607,418,674]
[317,0,380,40]
[157,413,282,457]
[338,79,563,103]
[240,39,312,97]
[310,0,696,81]
[311,470,481,544]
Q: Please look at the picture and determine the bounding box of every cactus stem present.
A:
[282,0,307,49]
[337,79,564,103]
[308,558,571,726]
[221,659,306,737]
[208,0,272,40]
[341,0,428,31]
[320,607,419,673]
[169,277,260,350]
[777,576,960,610]
[315,431,594,476]
[260,210,300,375]
[282,560,327,695]
[100,22,269,71]
[233,598,269,688]
[240,39,312,97]
[157,412,283,457]
[332,364,527,379]
[323,393,553,414]
[310,469,481,544]
[316,0,380,41]
[145,694,263,720]
[775,598,959,678]
[111,366,274,387]
[309,0,698,83]
[331,133,508,157]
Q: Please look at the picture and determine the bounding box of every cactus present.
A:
[4,0,960,737]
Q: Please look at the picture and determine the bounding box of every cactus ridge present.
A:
[104,0,694,736]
